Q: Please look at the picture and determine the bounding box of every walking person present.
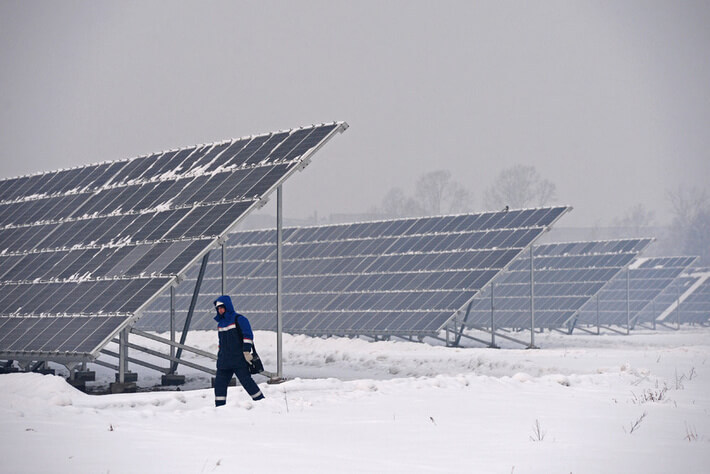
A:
[213,295,264,406]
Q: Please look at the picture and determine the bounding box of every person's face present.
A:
[217,305,226,315]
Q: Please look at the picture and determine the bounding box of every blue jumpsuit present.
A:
[213,295,264,406]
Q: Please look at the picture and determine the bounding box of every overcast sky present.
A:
[1,1,708,227]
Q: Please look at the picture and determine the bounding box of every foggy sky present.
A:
[1,0,708,227]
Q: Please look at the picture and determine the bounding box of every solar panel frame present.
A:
[463,239,653,330]
[0,122,348,363]
[643,269,710,325]
[574,255,697,327]
[137,206,571,338]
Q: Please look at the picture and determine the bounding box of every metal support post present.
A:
[118,328,128,383]
[626,268,630,335]
[651,300,656,330]
[170,286,175,360]
[454,302,473,347]
[221,242,226,295]
[170,252,209,374]
[675,285,680,329]
[276,185,284,380]
[596,294,600,335]
[491,284,496,347]
[529,246,536,348]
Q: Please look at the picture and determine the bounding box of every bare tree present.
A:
[378,187,424,217]
[414,170,473,215]
[613,204,656,237]
[376,170,474,218]
[665,187,710,264]
[483,164,557,210]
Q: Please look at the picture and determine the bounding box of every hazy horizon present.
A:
[2,1,708,227]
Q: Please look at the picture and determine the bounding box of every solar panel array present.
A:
[673,272,710,324]
[574,256,697,327]
[655,270,710,325]
[463,239,652,330]
[137,206,571,337]
[0,122,346,362]
[636,273,702,324]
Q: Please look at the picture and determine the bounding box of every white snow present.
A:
[1,328,709,473]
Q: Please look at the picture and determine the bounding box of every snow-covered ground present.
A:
[2,327,709,473]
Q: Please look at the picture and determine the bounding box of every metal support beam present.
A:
[170,285,175,360]
[675,285,680,329]
[566,317,577,335]
[454,302,473,347]
[276,185,284,380]
[596,294,600,335]
[428,334,454,345]
[598,324,629,335]
[101,349,170,375]
[574,325,600,335]
[652,300,657,330]
[626,267,630,335]
[110,340,216,375]
[467,323,531,348]
[170,252,209,374]
[221,242,226,295]
[455,330,500,347]
[92,358,118,371]
[130,328,217,360]
[118,327,128,383]
[529,246,537,349]
[491,283,497,347]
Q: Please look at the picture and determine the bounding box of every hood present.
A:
[213,294,236,320]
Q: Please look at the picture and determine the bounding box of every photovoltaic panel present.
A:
[672,271,710,324]
[573,255,697,328]
[627,259,699,326]
[137,206,571,337]
[0,122,347,362]
[651,269,710,325]
[462,239,652,330]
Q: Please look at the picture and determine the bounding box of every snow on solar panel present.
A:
[0,122,347,362]
[652,269,710,325]
[137,206,571,338]
[462,239,653,331]
[574,256,697,328]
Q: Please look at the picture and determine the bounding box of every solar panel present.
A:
[574,256,697,328]
[650,269,710,325]
[0,122,347,363]
[627,260,699,326]
[137,206,571,337]
[462,239,653,331]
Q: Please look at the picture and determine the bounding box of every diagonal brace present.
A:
[170,252,210,374]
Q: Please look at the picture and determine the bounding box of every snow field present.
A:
[1,327,709,473]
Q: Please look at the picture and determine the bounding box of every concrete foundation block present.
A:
[161,374,186,386]
[109,382,137,394]
[115,372,138,383]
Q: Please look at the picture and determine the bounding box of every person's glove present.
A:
[243,351,253,364]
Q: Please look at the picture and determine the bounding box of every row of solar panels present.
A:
[138,207,571,336]
[1,121,707,367]
[0,123,348,361]
[136,216,704,337]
